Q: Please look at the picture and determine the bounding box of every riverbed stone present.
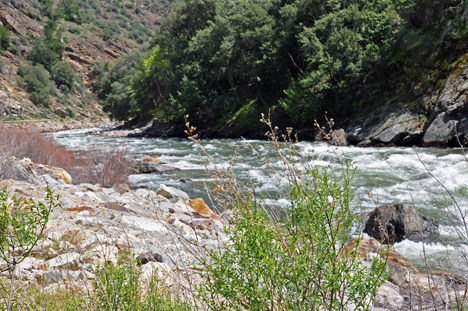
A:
[136,252,164,265]
[61,228,82,245]
[330,129,349,146]
[364,204,439,244]
[156,184,190,202]
[47,252,81,270]
[189,198,212,216]
[422,112,458,147]
[59,197,77,208]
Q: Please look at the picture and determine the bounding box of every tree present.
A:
[30,20,65,70]
[95,50,143,121]
[17,65,55,107]
[0,26,10,51]
[50,61,79,93]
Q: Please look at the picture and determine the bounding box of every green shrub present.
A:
[30,20,64,70]
[0,187,58,310]
[0,25,10,51]
[50,61,78,93]
[196,122,387,310]
[93,262,191,311]
[17,64,56,107]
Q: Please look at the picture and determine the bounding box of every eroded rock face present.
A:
[344,53,468,148]
[364,204,439,244]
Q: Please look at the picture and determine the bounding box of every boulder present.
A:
[330,129,349,146]
[52,168,72,184]
[364,204,439,244]
[0,155,38,184]
[156,184,190,202]
[370,112,425,146]
[189,198,213,216]
[422,112,458,147]
[133,162,179,174]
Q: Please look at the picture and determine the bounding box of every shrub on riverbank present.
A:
[190,121,387,310]
[0,125,131,187]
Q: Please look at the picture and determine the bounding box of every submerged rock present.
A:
[364,204,439,244]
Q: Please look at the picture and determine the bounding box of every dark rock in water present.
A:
[364,204,439,244]
[136,252,164,265]
[133,161,179,174]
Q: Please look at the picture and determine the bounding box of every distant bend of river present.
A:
[52,128,468,275]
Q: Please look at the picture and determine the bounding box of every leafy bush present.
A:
[0,187,59,310]
[50,61,79,93]
[30,20,64,70]
[195,122,387,310]
[0,25,10,51]
[93,262,191,311]
[17,64,55,107]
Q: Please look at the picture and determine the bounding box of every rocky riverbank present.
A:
[0,155,227,295]
[0,154,466,310]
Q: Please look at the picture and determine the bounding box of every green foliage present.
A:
[95,50,143,121]
[30,20,65,70]
[17,64,55,107]
[50,61,78,93]
[0,187,58,310]
[0,26,10,51]
[97,0,468,129]
[59,0,82,24]
[0,187,57,271]
[197,128,387,310]
[93,262,191,311]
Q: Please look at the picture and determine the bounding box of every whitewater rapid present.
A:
[52,128,468,275]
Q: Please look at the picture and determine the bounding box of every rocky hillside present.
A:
[345,52,468,148]
[0,0,173,122]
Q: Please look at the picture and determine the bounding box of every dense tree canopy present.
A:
[96,0,468,130]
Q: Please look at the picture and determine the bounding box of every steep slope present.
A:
[0,0,173,122]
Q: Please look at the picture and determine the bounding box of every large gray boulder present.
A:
[346,108,425,147]
[364,204,439,244]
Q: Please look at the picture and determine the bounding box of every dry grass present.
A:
[0,124,132,187]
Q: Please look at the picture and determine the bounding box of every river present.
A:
[52,127,468,275]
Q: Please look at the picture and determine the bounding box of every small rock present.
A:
[47,252,80,270]
[143,155,161,164]
[189,198,212,216]
[104,202,135,213]
[61,229,82,245]
[59,197,77,209]
[156,184,190,202]
[47,248,59,259]
[65,206,95,213]
[136,252,164,265]
[172,219,195,235]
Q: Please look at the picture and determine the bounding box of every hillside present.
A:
[0,0,174,122]
[95,0,468,147]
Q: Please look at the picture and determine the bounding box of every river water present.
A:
[52,128,468,275]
